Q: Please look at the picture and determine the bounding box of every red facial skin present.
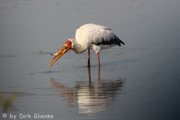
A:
[65,40,72,49]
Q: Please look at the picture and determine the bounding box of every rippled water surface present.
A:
[0,0,180,120]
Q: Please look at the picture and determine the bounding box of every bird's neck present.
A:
[70,39,87,54]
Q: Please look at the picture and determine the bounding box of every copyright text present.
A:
[2,113,54,120]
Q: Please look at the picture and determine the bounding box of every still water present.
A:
[0,0,180,120]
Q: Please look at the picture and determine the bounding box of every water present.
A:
[0,0,180,120]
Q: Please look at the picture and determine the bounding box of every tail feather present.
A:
[114,34,125,46]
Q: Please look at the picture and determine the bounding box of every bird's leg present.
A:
[97,53,100,67]
[87,48,90,67]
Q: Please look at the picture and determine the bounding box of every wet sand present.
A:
[0,0,180,120]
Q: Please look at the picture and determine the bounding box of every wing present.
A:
[92,32,125,46]
[76,23,125,46]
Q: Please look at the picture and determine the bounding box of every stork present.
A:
[49,23,125,67]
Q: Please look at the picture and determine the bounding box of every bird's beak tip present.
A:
[49,43,70,67]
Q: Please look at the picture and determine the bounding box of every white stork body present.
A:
[49,23,125,67]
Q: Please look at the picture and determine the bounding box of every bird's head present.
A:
[49,39,72,67]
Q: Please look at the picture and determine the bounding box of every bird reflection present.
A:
[88,66,100,84]
[50,67,124,114]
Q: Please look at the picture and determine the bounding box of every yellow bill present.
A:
[49,44,70,67]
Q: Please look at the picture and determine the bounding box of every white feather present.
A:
[69,23,123,54]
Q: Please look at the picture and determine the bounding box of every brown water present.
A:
[0,0,180,120]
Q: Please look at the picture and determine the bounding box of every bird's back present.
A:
[75,23,124,47]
